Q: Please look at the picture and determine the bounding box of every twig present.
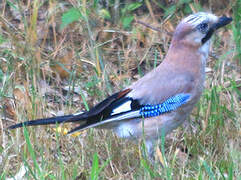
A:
[135,19,161,32]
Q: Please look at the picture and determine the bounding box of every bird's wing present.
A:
[67,70,193,134]
[67,92,190,134]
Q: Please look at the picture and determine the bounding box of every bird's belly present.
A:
[138,111,189,139]
[113,109,191,140]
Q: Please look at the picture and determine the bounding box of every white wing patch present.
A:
[73,111,84,116]
[111,100,132,115]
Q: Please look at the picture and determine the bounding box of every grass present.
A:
[0,0,240,179]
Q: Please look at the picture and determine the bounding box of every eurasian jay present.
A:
[8,12,232,158]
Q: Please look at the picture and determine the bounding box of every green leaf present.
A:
[23,127,42,179]
[184,4,192,14]
[0,69,4,82]
[6,0,18,10]
[201,159,216,180]
[179,0,192,4]
[93,0,99,9]
[89,152,110,180]
[164,5,176,17]
[122,16,134,29]
[141,159,157,178]
[90,153,99,180]
[60,8,83,30]
[0,34,6,45]
[126,2,142,11]
[99,9,111,20]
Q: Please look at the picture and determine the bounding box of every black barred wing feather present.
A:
[67,93,191,134]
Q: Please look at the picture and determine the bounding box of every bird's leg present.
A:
[139,140,156,164]
[145,140,155,159]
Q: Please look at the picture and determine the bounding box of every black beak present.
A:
[202,16,232,44]
[213,16,233,30]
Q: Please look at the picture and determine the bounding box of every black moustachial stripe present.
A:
[202,16,232,44]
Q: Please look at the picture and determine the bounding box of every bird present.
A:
[8,12,232,159]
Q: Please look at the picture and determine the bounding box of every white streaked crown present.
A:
[182,12,218,27]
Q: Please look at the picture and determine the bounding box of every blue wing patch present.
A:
[140,93,190,118]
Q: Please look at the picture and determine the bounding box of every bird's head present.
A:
[172,12,232,48]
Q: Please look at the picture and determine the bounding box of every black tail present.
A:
[8,89,133,131]
[8,114,79,129]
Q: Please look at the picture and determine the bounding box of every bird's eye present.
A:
[197,22,209,34]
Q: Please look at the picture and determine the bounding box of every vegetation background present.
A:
[0,0,240,179]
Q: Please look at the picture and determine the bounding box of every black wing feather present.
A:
[69,89,141,131]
